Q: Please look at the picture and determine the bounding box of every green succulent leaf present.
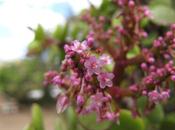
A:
[149,0,172,8]
[127,45,140,59]
[150,5,175,25]
[28,41,42,50]
[66,107,77,130]
[79,113,111,130]
[142,32,157,46]
[136,96,147,114]
[23,124,35,130]
[53,24,68,42]
[111,110,145,130]
[55,117,67,130]
[160,113,175,130]
[146,104,164,124]
[27,41,42,55]
[31,104,44,130]
[34,25,45,41]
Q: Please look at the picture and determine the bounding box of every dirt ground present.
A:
[0,106,57,130]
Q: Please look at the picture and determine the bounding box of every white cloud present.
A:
[0,0,65,61]
[0,0,102,62]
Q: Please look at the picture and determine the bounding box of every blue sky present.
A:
[0,0,101,62]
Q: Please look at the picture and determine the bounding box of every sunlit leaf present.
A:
[127,45,140,59]
[150,5,175,25]
[35,25,45,41]
[53,24,68,42]
[149,0,172,8]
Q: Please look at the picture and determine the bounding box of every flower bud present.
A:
[77,95,85,106]
[171,75,175,81]
[56,95,69,114]
[141,63,147,71]
[128,0,135,8]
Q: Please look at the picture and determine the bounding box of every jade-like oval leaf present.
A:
[126,45,140,59]
[23,124,35,130]
[31,104,44,130]
[149,0,172,8]
[71,26,80,40]
[28,41,41,50]
[111,110,145,130]
[66,107,77,130]
[53,24,68,42]
[150,5,175,25]
[136,96,147,114]
[79,113,111,130]
[55,117,68,130]
[28,41,42,54]
[146,104,164,124]
[160,113,175,130]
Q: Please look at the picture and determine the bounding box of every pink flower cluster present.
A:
[44,0,175,122]
[45,38,117,121]
[138,25,175,103]
[148,89,170,103]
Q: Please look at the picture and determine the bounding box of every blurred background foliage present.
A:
[0,58,54,104]
[0,0,175,130]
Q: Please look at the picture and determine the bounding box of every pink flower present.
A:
[143,6,151,17]
[87,92,109,112]
[70,74,80,86]
[64,44,75,57]
[142,90,147,96]
[160,90,170,101]
[117,0,127,6]
[76,95,85,106]
[56,95,70,114]
[71,40,88,53]
[141,63,147,70]
[87,36,94,47]
[171,75,175,81]
[129,84,138,92]
[97,72,114,89]
[44,71,58,85]
[84,56,101,75]
[148,90,160,103]
[64,40,88,56]
[103,112,120,121]
[148,89,170,103]
[52,75,62,85]
[64,44,72,53]
[99,54,112,65]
